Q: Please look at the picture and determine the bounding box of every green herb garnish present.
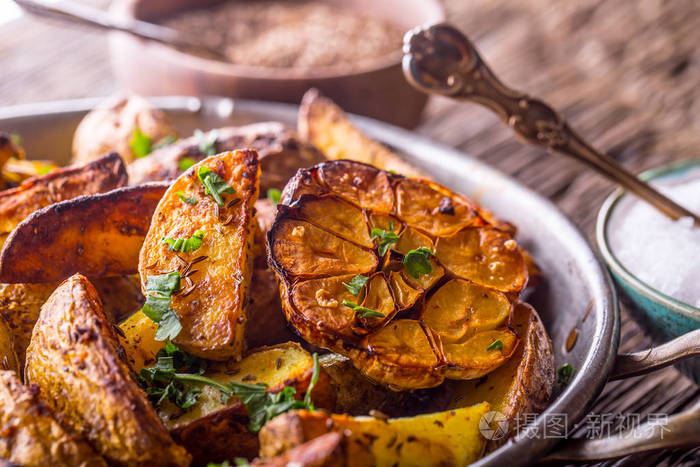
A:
[198,166,235,207]
[153,134,177,150]
[195,129,218,156]
[141,272,182,341]
[486,339,504,351]
[161,230,204,253]
[370,222,399,256]
[9,133,21,146]
[130,128,152,158]
[403,247,434,279]
[557,363,575,385]
[179,157,196,171]
[267,188,282,205]
[342,300,385,319]
[177,191,198,205]
[343,274,369,296]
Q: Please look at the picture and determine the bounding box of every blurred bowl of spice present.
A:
[108,0,443,128]
[597,158,700,382]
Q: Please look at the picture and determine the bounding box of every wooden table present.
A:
[1,0,698,465]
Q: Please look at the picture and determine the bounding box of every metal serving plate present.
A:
[0,96,618,465]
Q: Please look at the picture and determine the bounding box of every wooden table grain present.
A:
[1,0,698,465]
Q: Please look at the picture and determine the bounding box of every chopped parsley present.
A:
[557,363,575,385]
[403,247,434,279]
[141,272,182,341]
[177,191,198,205]
[130,128,152,158]
[267,188,282,205]
[198,166,235,207]
[342,300,385,319]
[161,230,204,253]
[343,274,369,296]
[179,157,196,171]
[153,134,177,150]
[370,222,399,256]
[486,339,504,351]
[195,129,218,156]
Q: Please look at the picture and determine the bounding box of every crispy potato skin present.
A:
[253,432,348,467]
[139,150,260,359]
[0,182,167,283]
[259,404,490,467]
[24,274,190,466]
[128,122,325,192]
[447,302,555,450]
[72,94,176,164]
[0,277,143,370]
[0,152,127,248]
[0,370,106,467]
[0,315,19,374]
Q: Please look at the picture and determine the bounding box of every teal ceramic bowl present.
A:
[596,159,700,383]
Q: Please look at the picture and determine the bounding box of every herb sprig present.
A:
[161,230,204,253]
[179,157,196,171]
[141,272,182,341]
[177,191,198,205]
[370,222,399,256]
[198,166,235,207]
[556,363,575,385]
[342,300,385,319]
[267,188,282,205]
[195,129,218,156]
[343,274,369,296]
[403,247,434,279]
[486,339,504,351]
[130,129,152,158]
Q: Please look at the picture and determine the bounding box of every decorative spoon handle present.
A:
[403,23,700,224]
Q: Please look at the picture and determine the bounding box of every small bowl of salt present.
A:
[597,158,700,382]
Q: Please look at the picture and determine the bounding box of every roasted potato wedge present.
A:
[298,89,426,178]
[446,302,555,449]
[0,315,19,374]
[0,277,143,369]
[268,160,527,389]
[157,342,334,465]
[0,133,23,184]
[72,94,177,164]
[0,370,106,467]
[252,432,350,467]
[0,182,167,283]
[259,403,491,467]
[24,274,190,466]
[128,122,325,192]
[0,152,127,249]
[139,150,260,359]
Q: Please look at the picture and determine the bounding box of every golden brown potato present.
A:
[128,122,325,192]
[446,302,555,450]
[0,152,127,249]
[253,432,350,467]
[72,94,177,164]
[0,370,106,467]
[0,182,167,283]
[0,315,19,374]
[0,277,143,369]
[158,343,335,465]
[268,160,527,389]
[24,274,191,466]
[0,133,23,185]
[139,150,260,359]
[259,404,490,467]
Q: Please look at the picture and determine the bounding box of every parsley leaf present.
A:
[177,191,198,205]
[179,157,196,171]
[141,272,182,341]
[198,166,235,207]
[267,188,282,205]
[403,247,434,279]
[557,363,575,385]
[370,222,399,256]
[162,230,204,253]
[130,128,152,158]
[195,129,218,156]
[342,300,385,319]
[153,134,177,150]
[342,274,369,296]
[486,339,504,351]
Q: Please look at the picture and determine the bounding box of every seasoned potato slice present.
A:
[139,150,260,359]
[0,183,167,283]
[128,122,324,192]
[268,160,526,389]
[446,302,555,449]
[0,370,106,467]
[0,152,127,248]
[25,274,190,466]
[259,403,491,467]
[253,432,351,467]
[0,315,18,374]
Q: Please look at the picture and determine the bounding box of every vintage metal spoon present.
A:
[403,23,700,224]
[13,0,225,61]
